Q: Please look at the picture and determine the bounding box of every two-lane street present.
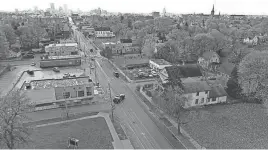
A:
[72,23,185,149]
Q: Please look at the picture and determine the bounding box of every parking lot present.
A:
[124,67,159,80]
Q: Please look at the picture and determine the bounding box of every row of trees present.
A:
[91,14,268,64]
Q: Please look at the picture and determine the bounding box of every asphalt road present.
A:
[95,58,175,149]
[71,23,185,149]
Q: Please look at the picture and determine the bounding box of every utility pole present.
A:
[94,58,98,84]
[108,82,114,122]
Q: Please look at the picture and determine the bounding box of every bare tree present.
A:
[0,90,33,149]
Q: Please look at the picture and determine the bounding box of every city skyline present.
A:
[1,0,268,15]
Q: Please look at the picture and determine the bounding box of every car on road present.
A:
[53,67,60,72]
[31,62,36,66]
[22,54,34,59]
[113,94,125,104]
[114,72,119,78]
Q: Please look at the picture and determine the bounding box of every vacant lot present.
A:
[23,117,114,149]
[182,103,268,149]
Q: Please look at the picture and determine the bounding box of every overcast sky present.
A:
[1,0,267,15]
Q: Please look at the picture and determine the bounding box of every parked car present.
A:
[63,73,70,78]
[31,62,36,66]
[114,72,119,78]
[26,70,34,75]
[23,54,34,59]
[113,94,125,104]
[53,67,60,72]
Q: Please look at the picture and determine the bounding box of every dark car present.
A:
[23,54,34,59]
[113,94,125,104]
[114,72,119,78]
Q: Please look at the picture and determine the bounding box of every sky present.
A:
[1,0,268,15]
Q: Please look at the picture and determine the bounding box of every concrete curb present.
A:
[138,88,205,149]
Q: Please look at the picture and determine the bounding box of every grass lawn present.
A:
[23,117,114,149]
[182,103,268,149]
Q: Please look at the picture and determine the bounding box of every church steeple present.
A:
[211,4,215,16]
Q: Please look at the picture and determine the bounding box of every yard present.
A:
[182,103,268,149]
[22,117,114,149]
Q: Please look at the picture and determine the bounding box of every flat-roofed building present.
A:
[40,55,81,68]
[21,76,94,105]
[45,43,78,56]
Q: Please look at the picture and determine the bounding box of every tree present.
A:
[238,51,268,103]
[193,33,215,56]
[0,90,33,149]
[1,25,16,47]
[210,29,229,52]
[226,66,243,99]
[18,26,34,49]
[228,47,253,65]
[0,30,9,59]
[161,85,187,134]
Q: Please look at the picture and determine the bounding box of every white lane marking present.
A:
[125,109,154,149]
[119,107,146,149]
[130,108,161,149]
[126,84,187,149]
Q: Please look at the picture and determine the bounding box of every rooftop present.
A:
[46,55,81,60]
[165,64,203,79]
[201,51,219,60]
[209,84,227,98]
[150,59,171,66]
[218,61,235,76]
[120,39,132,43]
[46,43,78,48]
[183,81,211,94]
[23,76,91,90]
[94,27,111,31]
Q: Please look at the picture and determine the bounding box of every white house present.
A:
[206,84,227,104]
[149,59,171,72]
[94,27,115,38]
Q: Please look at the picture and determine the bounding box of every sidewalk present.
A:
[25,103,111,122]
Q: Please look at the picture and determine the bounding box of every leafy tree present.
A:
[18,26,34,50]
[1,25,16,46]
[238,51,268,103]
[161,85,187,134]
[226,66,243,99]
[193,33,215,56]
[210,29,229,52]
[0,90,33,149]
[0,30,9,58]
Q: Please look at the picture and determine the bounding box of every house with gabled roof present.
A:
[159,64,203,84]
[198,51,220,71]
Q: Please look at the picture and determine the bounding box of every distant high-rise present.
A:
[34,6,38,13]
[63,4,68,14]
[163,7,166,16]
[15,8,19,14]
[50,3,55,10]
